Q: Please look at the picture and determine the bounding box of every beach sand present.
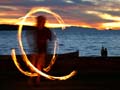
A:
[0,54,120,90]
[1,72,120,90]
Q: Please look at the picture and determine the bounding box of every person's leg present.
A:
[35,53,45,85]
[28,54,37,85]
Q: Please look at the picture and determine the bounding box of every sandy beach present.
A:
[0,53,120,90]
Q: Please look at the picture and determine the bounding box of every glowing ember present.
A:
[11,7,77,80]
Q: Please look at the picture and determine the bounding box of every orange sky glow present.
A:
[0,0,120,30]
[0,15,117,30]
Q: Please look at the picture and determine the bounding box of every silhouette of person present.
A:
[101,46,108,57]
[27,15,52,86]
[104,48,108,57]
[101,46,105,57]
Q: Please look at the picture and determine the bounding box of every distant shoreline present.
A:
[0,24,36,30]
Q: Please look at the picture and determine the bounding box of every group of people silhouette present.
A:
[101,46,108,57]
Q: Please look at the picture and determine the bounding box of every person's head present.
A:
[36,15,46,29]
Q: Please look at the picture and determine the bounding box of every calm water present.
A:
[1,27,120,56]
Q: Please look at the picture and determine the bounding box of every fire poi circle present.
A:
[11,7,77,80]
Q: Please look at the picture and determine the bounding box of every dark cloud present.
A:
[73,0,96,6]
[96,10,120,17]
[0,0,95,7]
[0,0,72,7]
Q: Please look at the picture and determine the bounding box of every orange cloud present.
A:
[0,18,18,24]
[86,11,120,21]
[1,6,120,30]
[85,10,120,29]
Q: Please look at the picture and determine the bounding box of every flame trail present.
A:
[11,49,38,77]
[18,7,65,72]
[11,7,77,80]
[11,49,77,80]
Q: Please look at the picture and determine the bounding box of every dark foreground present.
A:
[1,76,120,90]
[0,53,120,90]
[1,71,120,90]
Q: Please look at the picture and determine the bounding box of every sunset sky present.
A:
[0,0,120,30]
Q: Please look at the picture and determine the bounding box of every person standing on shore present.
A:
[101,46,104,57]
[27,15,52,86]
[100,46,108,57]
[104,48,108,57]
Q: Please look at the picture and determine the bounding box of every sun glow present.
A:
[16,21,72,28]
[101,22,120,30]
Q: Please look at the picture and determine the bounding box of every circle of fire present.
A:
[11,7,76,80]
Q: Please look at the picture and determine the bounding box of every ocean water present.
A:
[0,27,120,56]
